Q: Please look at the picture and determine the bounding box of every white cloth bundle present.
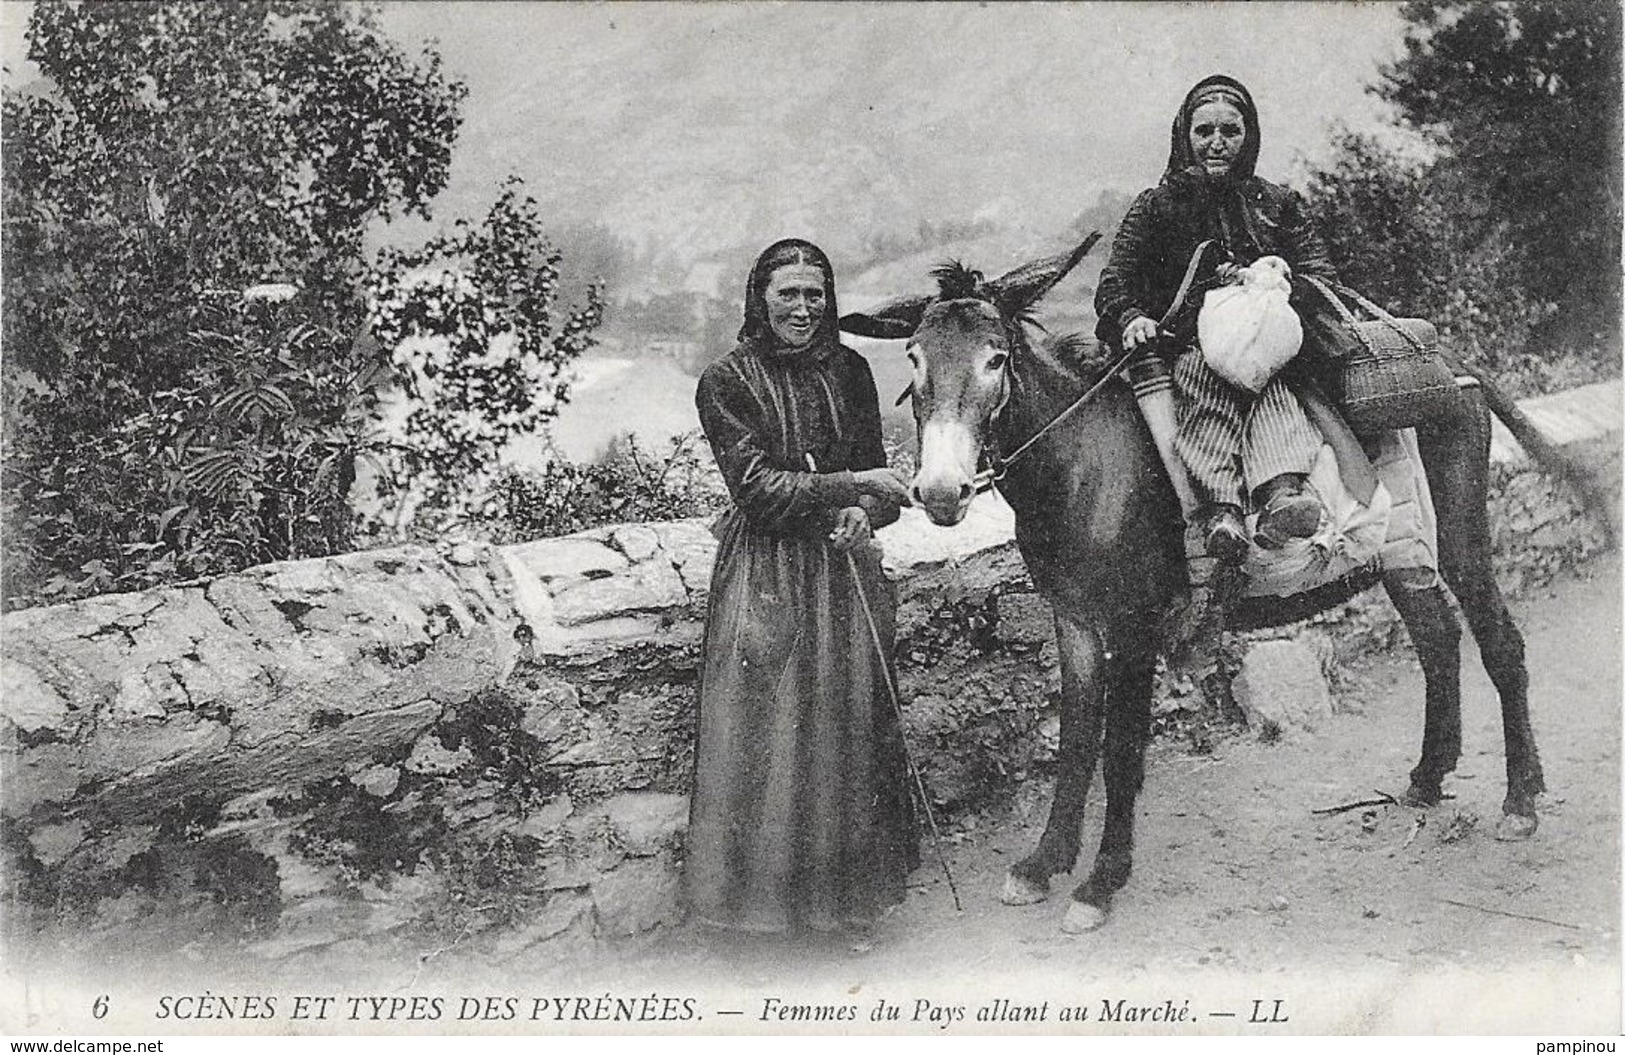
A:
[1197,256,1303,393]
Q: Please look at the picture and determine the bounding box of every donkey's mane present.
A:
[930,258,1047,330]
[930,260,987,301]
[928,259,1118,387]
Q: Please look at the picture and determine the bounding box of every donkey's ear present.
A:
[986,230,1103,316]
[839,313,916,340]
[839,294,931,340]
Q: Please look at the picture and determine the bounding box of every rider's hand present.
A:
[1122,315,1160,350]
[854,467,910,505]
[1214,262,1243,286]
[829,506,873,552]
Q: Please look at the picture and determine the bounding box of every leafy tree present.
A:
[1,2,602,606]
[1302,128,1560,387]
[550,221,635,316]
[1376,0,1622,348]
[367,181,605,523]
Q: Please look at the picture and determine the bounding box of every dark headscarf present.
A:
[737,238,841,359]
[1161,75,1269,261]
[1165,74,1261,184]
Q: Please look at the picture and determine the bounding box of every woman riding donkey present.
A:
[1096,74,1337,562]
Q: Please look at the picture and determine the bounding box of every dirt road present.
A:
[514,554,1621,1034]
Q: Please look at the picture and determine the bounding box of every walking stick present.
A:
[811,456,963,912]
[845,549,964,914]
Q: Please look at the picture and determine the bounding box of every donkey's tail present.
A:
[1463,365,1617,546]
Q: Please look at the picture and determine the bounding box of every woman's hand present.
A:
[1122,315,1160,350]
[829,506,872,552]
[853,467,910,506]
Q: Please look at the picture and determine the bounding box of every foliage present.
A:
[9,292,389,602]
[487,432,726,542]
[1376,0,1622,348]
[1,1,465,606]
[1300,0,1622,394]
[366,181,605,520]
[3,2,606,608]
[1301,129,1564,390]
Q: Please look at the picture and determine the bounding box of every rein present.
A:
[973,344,1135,492]
[970,239,1217,494]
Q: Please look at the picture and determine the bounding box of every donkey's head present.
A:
[841,233,1100,525]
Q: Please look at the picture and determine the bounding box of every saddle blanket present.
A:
[1184,426,1441,600]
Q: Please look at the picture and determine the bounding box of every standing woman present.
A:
[686,238,919,943]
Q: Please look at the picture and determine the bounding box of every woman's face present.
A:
[764,262,828,348]
[1188,100,1246,176]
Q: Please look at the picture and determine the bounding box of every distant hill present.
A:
[378,3,1404,306]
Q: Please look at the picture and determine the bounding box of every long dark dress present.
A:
[685,337,919,934]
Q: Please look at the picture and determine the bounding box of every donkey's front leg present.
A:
[1003,613,1107,905]
[1065,632,1156,932]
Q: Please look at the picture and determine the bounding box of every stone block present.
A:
[591,855,681,937]
[28,819,87,867]
[1,660,70,737]
[351,765,400,798]
[518,677,583,744]
[605,524,662,563]
[406,732,473,776]
[2,742,88,817]
[83,715,232,786]
[877,502,1016,583]
[549,561,687,627]
[1233,639,1334,735]
[503,537,628,585]
[600,792,688,856]
[520,794,574,837]
[647,520,719,601]
[493,890,594,957]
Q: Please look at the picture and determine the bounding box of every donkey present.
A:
[841,235,1589,933]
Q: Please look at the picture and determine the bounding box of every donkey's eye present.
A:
[985,352,1008,373]
[907,349,922,370]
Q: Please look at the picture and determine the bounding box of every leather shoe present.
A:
[1201,505,1249,564]
[1253,473,1323,548]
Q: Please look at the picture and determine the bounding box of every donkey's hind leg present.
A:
[1004,614,1106,905]
[1382,567,1463,806]
[1417,403,1544,835]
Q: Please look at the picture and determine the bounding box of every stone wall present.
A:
[2,381,1616,964]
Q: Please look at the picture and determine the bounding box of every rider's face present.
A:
[1189,101,1246,176]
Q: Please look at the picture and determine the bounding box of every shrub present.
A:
[486,432,726,542]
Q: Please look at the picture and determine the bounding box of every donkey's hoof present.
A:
[1060,901,1107,934]
[1494,812,1538,841]
[1000,872,1049,906]
[1400,783,1443,808]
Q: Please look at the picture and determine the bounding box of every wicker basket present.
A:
[1301,276,1462,434]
